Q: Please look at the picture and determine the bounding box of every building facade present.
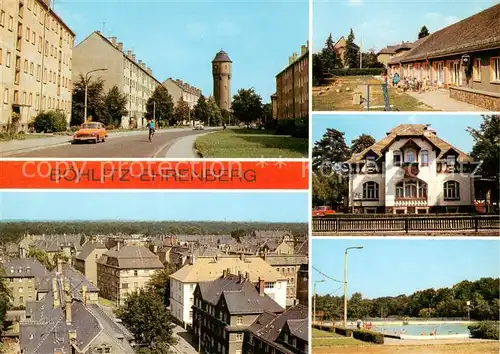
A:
[0,0,75,131]
[74,240,107,285]
[387,4,500,111]
[170,255,287,328]
[162,78,202,110]
[1,258,47,307]
[346,124,477,214]
[192,272,284,354]
[72,31,161,128]
[212,50,232,111]
[274,42,308,120]
[377,40,423,68]
[96,244,163,306]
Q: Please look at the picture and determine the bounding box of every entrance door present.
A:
[451,62,461,85]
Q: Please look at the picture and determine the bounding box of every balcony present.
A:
[402,162,419,177]
[394,198,427,207]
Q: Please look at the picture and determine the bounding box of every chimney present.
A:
[117,241,121,251]
[131,54,136,61]
[245,272,250,280]
[258,277,265,296]
[239,253,244,261]
[289,56,294,65]
[127,50,132,57]
[68,329,77,344]
[301,45,307,55]
[64,282,72,325]
[52,278,60,308]
[117,42,123,51]
[81,285,87,305]
[222,269,227,277]
[138,60,143,66]
[110,36,117,46]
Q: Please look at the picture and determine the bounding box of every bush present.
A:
[265,118,278,131]
[328,68,386,76]
[275,118,308,138]
[468,322,499,339]
[33,111,68,133]
[334,327,353,337]
[353,330,384,344]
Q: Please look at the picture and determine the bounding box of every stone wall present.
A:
[449,87,500,111]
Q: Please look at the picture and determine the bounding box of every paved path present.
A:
[171,324,198,354]
[405,89,487,111]
[165,130,216,158]
[1,128,220,158]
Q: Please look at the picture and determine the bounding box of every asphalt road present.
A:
[10,129,211,158]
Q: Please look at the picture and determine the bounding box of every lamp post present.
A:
[313,279,325,324]
[84,68,107,124]
[344,246,364,329]
[466,301,471,321]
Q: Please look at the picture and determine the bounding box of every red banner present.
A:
[0,160,309,189]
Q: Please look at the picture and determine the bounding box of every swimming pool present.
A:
[372,323,470,337]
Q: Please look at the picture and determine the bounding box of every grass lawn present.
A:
[312,328,339,338]
[312,328,369,347]
[312,342,499,353]
[98,297,117,310]
[194,129,308,158]
[0,133,51,142]
[312,75,435,111]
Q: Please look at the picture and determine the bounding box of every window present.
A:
[444,181,460,200]
[122,283,128,289]
[446,155,456,167]
[406,149,416,163]
[491,58,500,82]
[3,89,9,104]
[473,58,481,81]
[6,51,11,67]
[26,27,30,41]
[236,316,243,325]
[236,333,243,341]
[393,151,402,166]
[362,182,379,200]
[0,48,2,65]
[404,182,418,198]
[8,16,13,31]
[265,282,275,289]
[24,59,28,73]
[0,11,4,27]
[421,150,429,165]
[134,270,138,276]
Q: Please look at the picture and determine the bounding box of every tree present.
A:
[345,28,360,69]
[0,264,12,331]
[221,109,231,125]
[146,86,174,127]
[312,128,351,170]
[71,74,105,126]
[28,247,52,270]
[116,288,176,350]
[147,264,178,305]
[173,96,190,125]
[418,26,430,39]
[467,115,500,181]
[231,88,263,126]
[193,95,210,125]
[312,53,324,85]
[350,134,376,154]
[320,33,341,73]
[33,110,68,133]
[206,96,223,126]
[262,103,272,123]
[102,85,128,127]
[361,50,384,68]
[312,173,348,208]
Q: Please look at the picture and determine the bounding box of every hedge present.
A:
[334,327,353,337]
[468,322,499,340]
[327,68,386,76]
[275,117,308,138]
[352,330,384,344]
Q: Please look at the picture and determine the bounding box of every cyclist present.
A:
[147,119,156,141]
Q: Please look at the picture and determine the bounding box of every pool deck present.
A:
[384,337,497,346]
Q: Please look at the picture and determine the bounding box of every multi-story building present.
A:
[212,50,232,111]
[192,272,284,354]
[1,258,47,307]
[72,31,162,128]
[345,124,477,214]
[170,255,287,328]
[274,42,308,120]
[96,244,163,306]
[162,78,202,109]
[74,240,107,285]
[20,276,135,354]
[244,304,308,354]
[0,0,75,131]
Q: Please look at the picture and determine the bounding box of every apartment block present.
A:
[1,258,48,307]
[0,0,75,131]
[72,31,162,128]
[162,78,202,109]
[273,42,309,120]
[96,244,163,306]
[74,240,107,285]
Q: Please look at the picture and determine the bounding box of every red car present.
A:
[312,206,336,217]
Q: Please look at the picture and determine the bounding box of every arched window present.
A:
[444,181,460,200]
[421,150,429,165]
[395,180,427,198]
[362,181,379,200]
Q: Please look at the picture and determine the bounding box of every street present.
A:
[171,324,199,354]
[5,128,219,158]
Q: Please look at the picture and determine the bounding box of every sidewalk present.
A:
[405,89,487,111]
[165,132,214,158]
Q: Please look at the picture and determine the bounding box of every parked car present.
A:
[193,123,204,130]
[72,122,107,143]
[312,206,336,217]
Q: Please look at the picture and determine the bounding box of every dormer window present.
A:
[393,151,402,166]
[406,149,417,163]
[447,155,456,166]
[421,150,429,165]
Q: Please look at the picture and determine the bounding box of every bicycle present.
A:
[149,128,155,142]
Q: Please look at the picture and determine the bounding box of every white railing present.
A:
[394,199,427,207]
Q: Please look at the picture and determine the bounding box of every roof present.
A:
[346,124,473,163]
[294,239,308,256]
[264,254,308,266]
[170,256,284,283]
[397,4,500,62]
[19,234,83,253]
[212,50,232,63]
[248,305,308,351]
[198,274,284,315]
[38,1,76,37]
[98,245,163,270]
[378,39,422,55]
[1,258,48,278]
[76,241,107,261]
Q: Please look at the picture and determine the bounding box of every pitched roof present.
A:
[286,318,308,342]
[76,241,107,261]
[346,124,473,163]
[1,258,48,278]
[98,245,163,269]
[398,4,500,62]
[378,41,414,55]
[198,274,284,315]
[212,50,232,63]
[170,256,285,283]
[294,239,308,256]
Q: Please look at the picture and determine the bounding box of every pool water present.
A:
[372,323,470,336]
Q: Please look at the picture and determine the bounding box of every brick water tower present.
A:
[212,50,232,111]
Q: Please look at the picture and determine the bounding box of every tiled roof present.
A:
[346,124,473,163]
[212,50,232,63]
[1,258,48,278]
[98,245,163,270]
[76,241,107,260]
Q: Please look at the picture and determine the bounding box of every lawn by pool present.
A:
[194,129,308,158]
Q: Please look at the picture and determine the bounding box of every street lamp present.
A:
[344,246,363,329]
[466,301,471,321]
[313,279,326,324]
[84,68,107,124]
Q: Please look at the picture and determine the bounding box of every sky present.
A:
[54,0,308,103]
[0,192,308,223]
[312,0,498,53]
[312,239,500,299]
[312,114,484,153]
